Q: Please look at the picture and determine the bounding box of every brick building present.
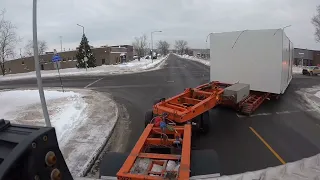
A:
[293,48,320,66]
[3,45,133,74]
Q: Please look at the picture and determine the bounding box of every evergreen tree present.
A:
[76,34,96,68]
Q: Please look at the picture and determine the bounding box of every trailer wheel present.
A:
[200,111,210,134]
[191,149,220,177]
[145,110,153,127]
[99,152,129,177]
[153,98,165,105]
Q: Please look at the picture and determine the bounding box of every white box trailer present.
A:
[210,29,293,94]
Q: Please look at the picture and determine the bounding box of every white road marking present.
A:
[84,77,104,88]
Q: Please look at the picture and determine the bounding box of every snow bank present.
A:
[292,65,303,74]
[0,89,119,177]
[178,54,210,66]
[316,91,320,99]
[0,56,168,81]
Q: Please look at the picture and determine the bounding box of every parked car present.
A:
[302,66,320,76]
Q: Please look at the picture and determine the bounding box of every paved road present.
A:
[1,54,320,176]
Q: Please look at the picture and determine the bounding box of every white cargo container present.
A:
[210,29,293,94]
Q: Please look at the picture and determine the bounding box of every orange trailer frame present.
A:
[152,81,228,123]
[116,81,271,180]
[117,124,192,180]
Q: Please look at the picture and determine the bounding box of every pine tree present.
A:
[76,34,96,68]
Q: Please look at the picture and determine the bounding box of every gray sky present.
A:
[1,0,320,54]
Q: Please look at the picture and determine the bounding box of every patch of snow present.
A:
[292,65,303,74]
[0,89,119,177]
[177,54,210,66]
[0,55,168,82]
[315,91,320,99]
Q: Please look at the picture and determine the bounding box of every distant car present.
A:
[302,66,320,76]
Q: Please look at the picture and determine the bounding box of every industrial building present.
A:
[3,45,133,74]
[294,48,320,66]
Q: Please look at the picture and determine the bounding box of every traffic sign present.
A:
[52,54,62,62]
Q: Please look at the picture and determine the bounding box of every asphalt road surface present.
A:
[1,54,320,176]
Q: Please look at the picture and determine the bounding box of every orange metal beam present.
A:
[117,173,164,180]
[182,97,202,105]
[146,138,179,145]
[117,124,154,176]
[138,153,181,160]
[152,127,184,135]
[165,102,187,112]
[178,124,191,180]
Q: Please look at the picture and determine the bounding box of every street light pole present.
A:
[151,30,162,63]
[77,24,87,70]
[60,36,63,52]
[33,0,51,127]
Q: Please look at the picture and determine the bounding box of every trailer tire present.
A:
[153,98,165,105]
[201,111,210,134]
[191,149,220,177]
[99,152,129,177]
[145,110,153,127]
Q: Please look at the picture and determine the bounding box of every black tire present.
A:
[201,111,210,134]
[99,152,129,177]
[153,98,165,105]
[192,111,210,134]
[191,149,220,176]
[145,110,153,127]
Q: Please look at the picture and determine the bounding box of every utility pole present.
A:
[77,24,87,71]
[33,0,51,127]
[151,30,162,63]
[60,36,63,52]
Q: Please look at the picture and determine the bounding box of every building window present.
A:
[102,59,105,64]
[9,68,11,73]
[22,61,25,65]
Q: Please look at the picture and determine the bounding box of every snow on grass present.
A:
[0,56,168,81]
[0,89,118,176]
[177,54,210,66]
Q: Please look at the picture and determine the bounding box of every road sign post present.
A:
[52,54,64,92]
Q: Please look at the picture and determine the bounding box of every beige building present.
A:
[3,45,133,75]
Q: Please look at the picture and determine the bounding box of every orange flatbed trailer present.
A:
[115,81,270,179]
[153,81,230,123]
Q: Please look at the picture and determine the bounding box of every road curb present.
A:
[79,91,120,177]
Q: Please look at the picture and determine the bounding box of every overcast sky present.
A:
[1,0,320,54]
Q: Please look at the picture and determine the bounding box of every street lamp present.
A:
[33,0,51,127]
[77,24,87,70]
[151,30,162,62]
[77,24,85,35]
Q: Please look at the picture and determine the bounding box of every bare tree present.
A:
[132,34,148,59]
[174,40,188,55]
[0,10,19,76]
[24,40,48,56]
[156,40,170,55]
[312,5,320,42]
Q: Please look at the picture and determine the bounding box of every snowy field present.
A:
[0,89,118,176]
[178,54,210,66]
[0,55,168,81]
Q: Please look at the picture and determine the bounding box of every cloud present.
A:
[1,0,319,55]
